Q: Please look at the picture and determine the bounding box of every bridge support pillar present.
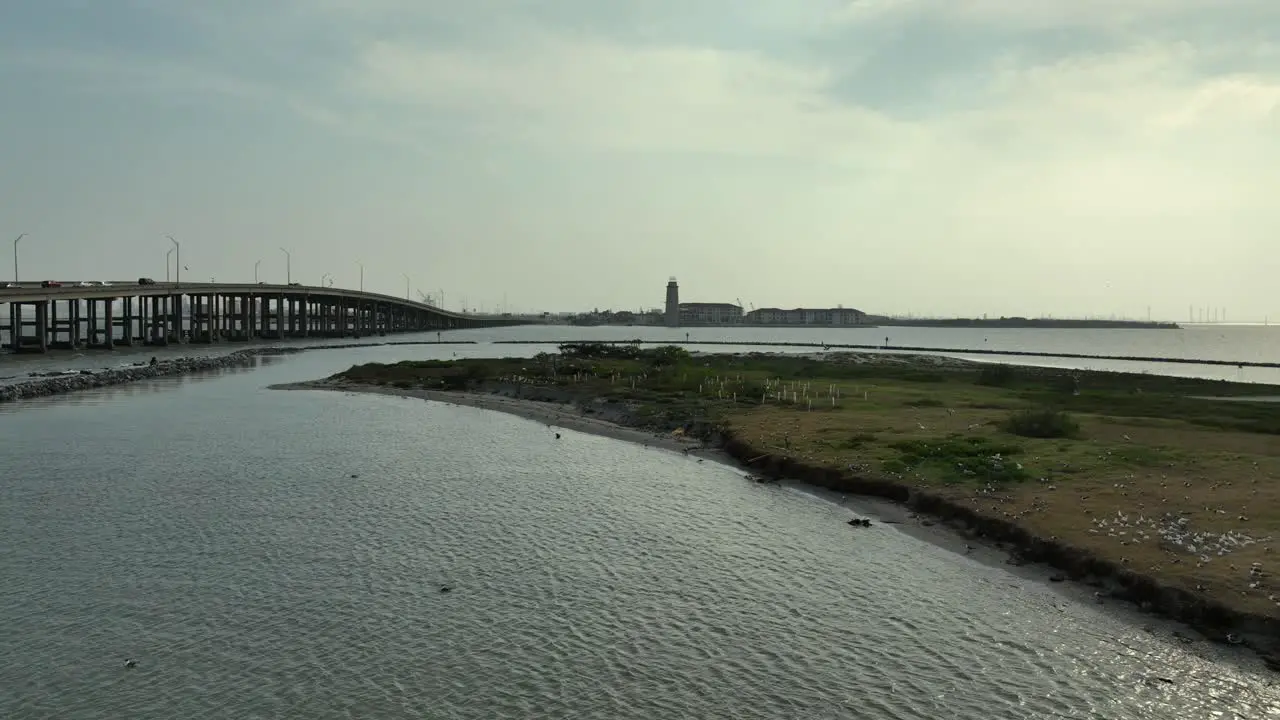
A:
[102,298,114,349]
[149,296,165,345]
[86,299,97,346]
[171,294,184,343]
[35,301,48,352]
[70,299,81,348]
[125,294,136,345]
[206,295,214,340]
[7,303,17,352]
[119,297,132,346]
[50,300,61,347]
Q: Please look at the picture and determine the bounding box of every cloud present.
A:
[3,0,1279,315]
[834,0,1280,30]
[1,47,269,102]
[341,25,1280,171]
[347,34,921,164]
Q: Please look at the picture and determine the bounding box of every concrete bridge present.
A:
[1,281,525,353]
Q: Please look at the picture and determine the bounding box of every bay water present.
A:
[1,344,1277,718]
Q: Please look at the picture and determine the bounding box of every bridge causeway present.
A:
[0,281,520,353]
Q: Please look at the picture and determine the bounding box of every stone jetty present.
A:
[0,348,296,404]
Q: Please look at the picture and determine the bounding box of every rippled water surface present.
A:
[2,348,1278,719]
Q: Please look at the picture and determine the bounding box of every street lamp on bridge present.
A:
[166,235,180,285]
[280,247,291,284]
[166,248,174,282]
[12,233,27,282]
[402,273,410,300]
[254,259,261,283]
[356,261,364,292]
[321,272,331,287]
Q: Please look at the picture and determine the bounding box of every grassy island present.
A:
[311,343,1280,660]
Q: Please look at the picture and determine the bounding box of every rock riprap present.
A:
[0,348,289,403]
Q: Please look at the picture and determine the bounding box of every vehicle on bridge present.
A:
[138,277,156,285]
[41,280,62,288]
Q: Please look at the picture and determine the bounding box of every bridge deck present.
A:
[1,282,522,353]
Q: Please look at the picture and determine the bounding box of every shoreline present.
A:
[271,378,729,461]
[277,377,1279,673]
[492,339,1280,370]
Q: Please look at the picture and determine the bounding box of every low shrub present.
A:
[889,435,1028,484]
[1003,408,1080,439]
[905,397,945,408]
[977,364,1016,387]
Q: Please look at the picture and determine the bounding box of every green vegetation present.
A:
[337,342,1280,435]
[888,435,1030,484]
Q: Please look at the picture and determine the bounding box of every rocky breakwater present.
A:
[0,348,300,404]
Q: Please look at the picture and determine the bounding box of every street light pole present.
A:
[356,261,363,292]
[321,273,331,287]
[254,259,261,283]
[13,233,27,282]
[402,273,410,300]
[280,247,291,284]
[166,248,174,282]
[166,235,180,285]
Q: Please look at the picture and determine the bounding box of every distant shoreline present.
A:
[872,319,1179,329]
[569,319,1179,330]
[492,339,1280,370]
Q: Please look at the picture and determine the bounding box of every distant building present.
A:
[746,307,867,325]
[665,278,680,327]
[680,302,743,324]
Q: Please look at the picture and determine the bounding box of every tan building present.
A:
[746,307,866,325]
[679,302,743,324]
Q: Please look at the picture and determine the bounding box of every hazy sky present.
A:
[2,1,1278,319]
